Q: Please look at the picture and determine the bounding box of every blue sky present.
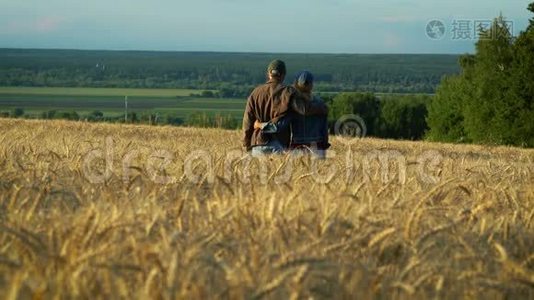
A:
[0,0,532,54]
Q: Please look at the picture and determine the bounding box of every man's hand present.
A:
[254,120,262,130]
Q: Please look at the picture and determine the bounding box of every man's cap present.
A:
[267,60,287,77]
[294,70,314,87]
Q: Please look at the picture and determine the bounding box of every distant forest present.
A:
[0,49,460,95]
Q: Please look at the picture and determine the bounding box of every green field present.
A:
[0,87,246,120]
[0,86,434,125]
[0,87,208,97]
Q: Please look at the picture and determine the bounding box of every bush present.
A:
[329,93,380,136]
[87,110,104,121]
[201,90,215,98]
[12,108,25,118]
[166,114,184,126]
[59,111,80,120]
[42,110,57,119]
[378,95,430,140]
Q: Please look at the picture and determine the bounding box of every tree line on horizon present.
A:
[0,51,458,95]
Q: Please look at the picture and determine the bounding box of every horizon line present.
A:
[0,47,470,56]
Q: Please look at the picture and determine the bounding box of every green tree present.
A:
[426,55,475,143]
[379,95,430,140]
[59,111,80,120]
[462,15,515,144]
[165,114,184,126]
[201,90,215,98]
[330,93,380,136]
[507,4,534,146]
[428,7,534,147]
[12,107,25,118]
[42,110,57,119]
[88,110,104,121]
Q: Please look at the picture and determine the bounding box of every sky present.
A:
[0,0,532,54]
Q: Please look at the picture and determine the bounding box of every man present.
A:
[242,60,327,156]
[254,71,330,159]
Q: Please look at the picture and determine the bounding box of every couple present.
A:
[242,60,330,158]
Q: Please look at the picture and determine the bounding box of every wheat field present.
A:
[0,118,533,299]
